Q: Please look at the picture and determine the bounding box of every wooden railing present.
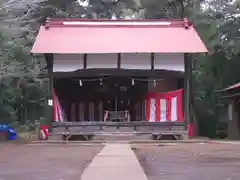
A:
[52,121,185,133]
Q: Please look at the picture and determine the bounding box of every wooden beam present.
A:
[83,54,87,69]
[151,53,154,70]
[117,53,121,69]
[50,69,184,78]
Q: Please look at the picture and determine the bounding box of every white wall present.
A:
[53,54,84,72]
[87,54,118,68]
[121,53,151,69]
[154,53,184,72]
[53,53,184,72]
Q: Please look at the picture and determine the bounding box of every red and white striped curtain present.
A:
[53,90,66,122]
[145,89,183,122]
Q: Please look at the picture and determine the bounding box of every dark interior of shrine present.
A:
[54,77,149,121]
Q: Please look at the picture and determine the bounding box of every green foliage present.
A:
[191,0,240,137]
[0,23,47,127]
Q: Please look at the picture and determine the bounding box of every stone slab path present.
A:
[81,143,148,180]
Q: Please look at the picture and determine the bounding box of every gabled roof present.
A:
[218,82,240,92]
[31,18,208,54]
[216,82,240,99]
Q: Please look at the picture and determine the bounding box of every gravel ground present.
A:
[0,144,103,180]
[133,143,240,180]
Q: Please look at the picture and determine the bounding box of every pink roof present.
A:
[31,19,208,54]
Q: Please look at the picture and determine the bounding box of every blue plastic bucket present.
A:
[7,128,17,140]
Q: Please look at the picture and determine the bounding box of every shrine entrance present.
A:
[31,18,208,139]
[101,77,148,121]
[54,76,148,122]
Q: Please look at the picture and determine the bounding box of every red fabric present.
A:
[39,125,48,130]
[155,97,161,122]
[166,89,183,122]
[145,99,150,121]
[56,100,61,121]
[145,89,183,122]
[39,125,48,140]
[166,96,172,121]
[32,19,207,54]
[177,90,183,122]
[53,89,65,122]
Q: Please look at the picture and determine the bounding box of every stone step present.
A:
[92,134,152,141]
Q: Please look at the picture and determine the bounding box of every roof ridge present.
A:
[44,18,191,29]
[46,18,185,22]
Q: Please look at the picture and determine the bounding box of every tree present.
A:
[191,0,240,137]
[0,27,47,125]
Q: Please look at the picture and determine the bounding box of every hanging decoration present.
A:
[79,80,83,86]
[73,77,163,84]
[132,78,135,86]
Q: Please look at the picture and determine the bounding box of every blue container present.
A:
[7,128,17,140]
[0,124,8,132]
[0,124,17,140]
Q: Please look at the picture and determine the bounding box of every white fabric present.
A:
[40,130,46,139]
[58,98,64,122]
[149,98,156,122]
[171,97,177,122]
[160,99,167,122]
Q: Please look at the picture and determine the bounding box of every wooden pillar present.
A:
[99,101,103,121]
[184,53,192,130]
[141,99,145,121]
[70,103,76,121]
[79,102,84,121]
[228,100,240,140]
[45,53,53,133]
[89,101,94,121]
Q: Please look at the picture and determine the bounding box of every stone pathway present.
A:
[81,143,148,180]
